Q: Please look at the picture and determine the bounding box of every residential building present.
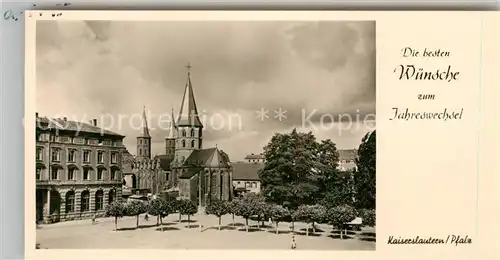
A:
[231,161,264,197]
[35,115,125,223]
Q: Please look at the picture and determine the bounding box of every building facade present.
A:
[337,149,358,171]
[122,67,233,206]
[36,115,125,223]
[244,153,265,163]
[232,161,264,197]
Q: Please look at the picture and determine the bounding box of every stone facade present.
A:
[35,115,124,223]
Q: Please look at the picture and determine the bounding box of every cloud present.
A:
[36,20,375,160]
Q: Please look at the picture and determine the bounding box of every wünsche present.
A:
[393,65,459,82]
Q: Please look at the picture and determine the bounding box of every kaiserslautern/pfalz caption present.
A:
[387,235,472,246]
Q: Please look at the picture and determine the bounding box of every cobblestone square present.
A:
[37,214,376,250]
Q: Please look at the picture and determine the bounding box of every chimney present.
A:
[92,119,97,126]
[35,112,39,118]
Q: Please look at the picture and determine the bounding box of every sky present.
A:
[36,20,376,161]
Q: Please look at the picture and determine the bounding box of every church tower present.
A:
[137,106,152,159]
[165,108,176,157]
[175,64,203,164]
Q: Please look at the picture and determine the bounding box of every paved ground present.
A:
[36,214,376,250]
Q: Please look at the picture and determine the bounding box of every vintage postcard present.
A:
[24,11,499,260]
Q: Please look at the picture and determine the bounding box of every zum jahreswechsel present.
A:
[390,107,463,121]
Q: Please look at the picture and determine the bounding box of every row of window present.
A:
[236,181,259,189]
[36,133,122,147]
[247,159,264,163]
[180,128,198,138]
[340,160,355,164]
[36,147,118,164]
[64,190,116,213]
[36,166,119,181]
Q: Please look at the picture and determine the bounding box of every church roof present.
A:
[167,108,176,139]
[177,68,203,127]
[179,167,203,179]
[232,162,264,181]
[153,154,174,171]
[183,147,231,168]
[139,106,151,138]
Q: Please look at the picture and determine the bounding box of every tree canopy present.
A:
[354,130,376,210]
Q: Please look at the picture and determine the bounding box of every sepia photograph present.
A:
[33,19,376,250]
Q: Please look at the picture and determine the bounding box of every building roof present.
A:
[36,116,125,138]
[179,167,203,179]
[244,153,265,160]
[338,149,358,161]
[177,69,203,127]
[184,147,231,168]
[154,154,174,171]
[167,108,176,139]
[231,162,264,181]
[121,149,136,173]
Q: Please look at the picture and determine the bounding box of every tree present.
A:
[178,199,198,228]
[105,202,125,231]
[260,129,340,210]
[326,205,357,239]
[147,198,173,231]
[293,204,324,236]
[360,209,375,227]
[125,200,148,229]
[354,130,376,210]
[205,199,229,231]
[233,198,254,232]
[227,200,240,227]
[321,170,355,208]
[269,204,290,234]
[244,193,268,228]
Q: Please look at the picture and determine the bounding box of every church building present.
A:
[122,65,233,206]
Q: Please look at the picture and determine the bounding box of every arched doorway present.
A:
[108,189,116,204]
[95,190,104,211]
[65,190,75,214]
[49,190,61,215]
[131,174,137,189]
[81,190,90,212]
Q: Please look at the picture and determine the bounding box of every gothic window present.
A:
[182,129,186,137]
[190,128,195,137]
[182,140,186,147]
[81,190,90,212]
[191,140,195,148]
[95,190,104,210]
[65,191,75,213]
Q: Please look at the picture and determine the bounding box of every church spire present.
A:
[168,108,176,138]
[140,105,151,138]
[177,63,203,127]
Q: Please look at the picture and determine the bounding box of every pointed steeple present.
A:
[168,108,176,138]
[177,63,203,127]
[140,105,151,138]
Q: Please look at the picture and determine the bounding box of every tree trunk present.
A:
[257,219,260,229]
[245,218,249,232]
[312,222,316,233]
[136,215,139,228]
[306,223,309,236]
[114,217,118,231]
[187,215,191,228]
[292,221,295,232]
[178,212,182,222]
[339,225,343,239]
[159,217,164,231]
[156,216,159,226]
[218,216,221,230]
[275,222,279,234]
[232,214,235,226]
